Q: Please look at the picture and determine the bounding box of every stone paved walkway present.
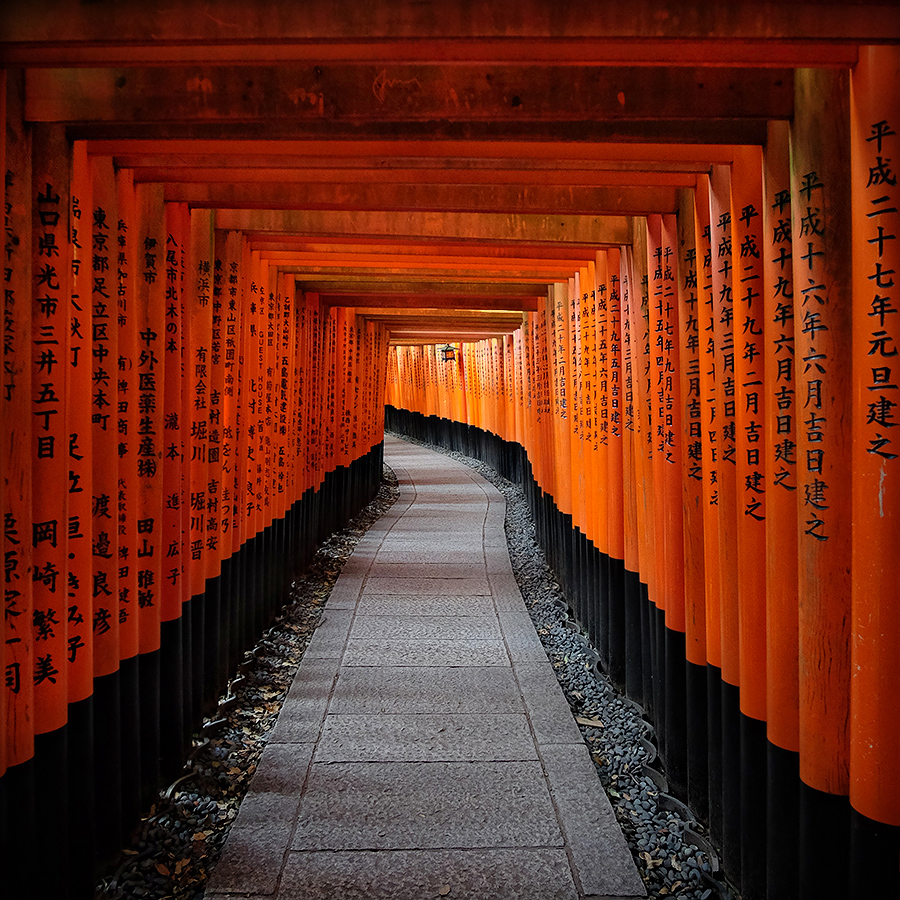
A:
[205,436,645,900]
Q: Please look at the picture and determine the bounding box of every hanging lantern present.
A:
[440,343,456,362]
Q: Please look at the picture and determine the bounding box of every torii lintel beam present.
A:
[215,210,633,247]
[2,0,893,65]
[25,66,793,125]
[317,294,541,312]
[164,182,679,216]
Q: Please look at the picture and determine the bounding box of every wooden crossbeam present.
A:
[26,65,793,124]
[3,0,889,66]
[88,138,737,163]
[163,181,679,215]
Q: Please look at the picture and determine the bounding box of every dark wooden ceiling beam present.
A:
[299,279,548,298]
[88,138,737,164]
[214,209,632,246]
[245,237,600,261]
[115,154,717,174]
[133,166,696,188]
[25,65,793,124]
[317,294,540,312]
[68,119,769,145]
[166,181,679,215]
[3,0,891,66]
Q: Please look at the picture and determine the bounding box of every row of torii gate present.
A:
[1,3,899,899]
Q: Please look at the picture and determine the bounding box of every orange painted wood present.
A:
[585,259,606,554]
[849,44,900,826]
[2,77,35,767]
[660,214,686,633]
[160,201,188,623]
[90,152,125,682]
[133,183,166,656]
[708,164,739,688]
[30,125,71,735]
[85,138,738,166]
[64,142,93,702]
[131,165,699,189]
[0,67,6,778]
[646,214,667,613]
[550,283,572,514]
[605,249,626,567]
[792,68,853,797]
[569,276,587,536]
[186,209,214,601]
[731,145,767,722]
[620,244,641,579]
[761,121,800,753]
[694,174,722,670]
[676,191,707,666]
[628,223,657,607]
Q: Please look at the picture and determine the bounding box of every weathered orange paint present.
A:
[763,120,800,754]
[731,144,767,721]
[849,44,900,826]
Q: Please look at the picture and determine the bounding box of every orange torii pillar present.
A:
[676,188,709,822]
[134,181,167,803]
[708,163,742,877]
[592,253,613,669]
[849,44,900,896]
[653,214,689,802]
[694,173,721,833]
[160,200,190,774]
[763,119,802,894]
[730,145,768,900]
[792,67,855,898]
[618,243,641,698]
[30,124,74,898]
[67,142,95,889]
[605,249,631,696]
[627,222,659,722]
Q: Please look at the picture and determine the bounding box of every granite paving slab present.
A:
[314,713,537,762]
[370,548,482,563]
[342,636,510,667]
[513,661,586,746]
[355,593,495,616]
[277,848,579,900]
[291,760,564,850]
[359,561,486,579]
[362,575,491,595]
[349,613,501,641]
[327,666,525,715]
[204,822,294,895]
[542,744,647,897]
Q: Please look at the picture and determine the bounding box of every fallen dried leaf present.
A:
[575,716,605,728]
[156,864,170,876]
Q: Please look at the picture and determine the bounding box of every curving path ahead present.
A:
[205,436,645,900]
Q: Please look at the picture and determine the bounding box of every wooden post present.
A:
[677,185,709,820]
[792,66,853,897]
[849,43,900,894]
[2,69,34,772]
[763,117,802,895]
